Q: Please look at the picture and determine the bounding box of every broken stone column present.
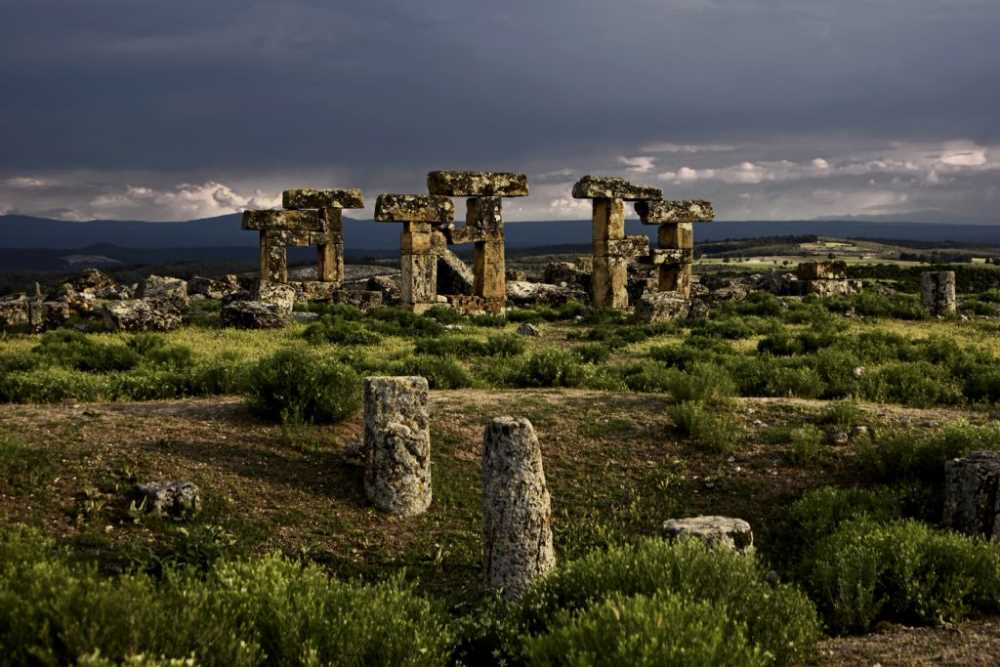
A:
[427,171,529,313]
[374,194,455,313]
[635,199,714,299]
[242,209,326,284]
[943,451,1000,539]
[363,376,432,517]
[283,188,364,285]
[921,270,957,316]
[482,416,555,599]
[572,176,661,309]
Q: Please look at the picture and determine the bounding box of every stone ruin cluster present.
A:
[0,169,975,333]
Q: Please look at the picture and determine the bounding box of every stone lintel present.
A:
[268,229,337,247]
[639,248,693,266]
[427,171,528,197]
[635,199,715,224]
[282,188,364,210]
[572,175,661,201]
[242,209,325,232]
[374,194,455,223]
[599,235,650,259]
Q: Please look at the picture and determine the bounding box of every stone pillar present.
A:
[657,222,694,295]
[363,376,432,517]
[317,207,346,284]
[374,194,455,313]
[482,416,555,599]
[260,230,288,283]
[635,199,714,303]
[573,176,662,311]
[943,451,1000,539]
[427,171,529,313]
[922,271,957,316]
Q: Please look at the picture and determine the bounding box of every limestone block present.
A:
[943,451,1000,539]
[138,275,190,313]
[317,242,345,284]
[465,196,504,240]
[256,282,296,314]
[572,175,661,201]
[401,253,438,308]
[289,280,337,302]
[507,281,587,307]
[797,261,847,281]
[658,264,693,296]
[602,235,650,259]
[663,516,753,552]
[474,239,507,302]
[592,255,630,310]
[374,194,454,223]
[270,228,332,247]
[635,199,714,224]
[658,223,694,250]
[401,223,435,254]
[363,377,432,517]
[922,271,957,316]
[803,279,862,298]
[640,248,693,266]
[592,198,625,242]
[220,300,289,329]
[102,299,183,332]
[260,231,289,283]
[241,209,325,232]
[427,171,528,197]
[0,295,30,331]
[282,188,364,210]
[482,417,555,599]
[636,291,690,323]
[320,206,344,234]
[331,288,383,312]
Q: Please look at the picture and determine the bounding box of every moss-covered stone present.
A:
[572,175,661,201]
[282,188,364,210]
[374,194,455,223]
[427,171,528,197]
[635,199,715,224]
[241,209,325,232]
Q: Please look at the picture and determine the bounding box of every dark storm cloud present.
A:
[0,1,997,221]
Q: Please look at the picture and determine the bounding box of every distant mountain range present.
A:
[2,213,1000,252]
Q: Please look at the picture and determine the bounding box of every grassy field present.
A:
[2,287,1000,665]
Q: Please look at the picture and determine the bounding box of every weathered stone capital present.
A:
[635,199,715,224]
[242,209,325,231]
[572,175,661,201]
[427,171,528,197]
[374,194,455,223]
[640,248,694,266]
[282,188,364,210]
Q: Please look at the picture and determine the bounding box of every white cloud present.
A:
[86,181,280,220]
[640,142,737,154]
[547,197,591,218]
[618,155,656,173]
[812,158,830,170]
[5,177,49,188]
[939,149,987,167]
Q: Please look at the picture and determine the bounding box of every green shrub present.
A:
[574,343,610,364]
[245,349,361,424]
[788,486,902,556]
[0,528,453,667]
[0,367,107,403]
[619,364,675,393]
[806,519,1000,634]
[393,354,474,389]
[863,362,963,407]
[424,305,464,324]
[303,316,382,346]
[0,350,41,374]
[484,334,525,358]
[524,592,766,667]
[514,350,586,388]
[787,425,825,463]
[519,538,820,666]
[414,336,485,358]
[818,400,864,429]
[368,308,445,338]
[669,401,744,453]
[35,330,141,373]
[664,363,735,404]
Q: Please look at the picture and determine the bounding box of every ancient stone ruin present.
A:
[943,451,1000,540]
[427,171,529,314]
[482,416,555,599]
[373,194,456,313]
[795,261,862,297]
[363,376,432,516]
[663,515,753,552]
[242,188,364,296]
[572,176,657,310]
[922,270,957,316]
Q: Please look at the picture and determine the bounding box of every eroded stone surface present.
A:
[331,288,383,312]
[374,194,454,223]
[241,209,325,231]
[922,271,957,316]
[102,299,183,332]
[427,171,528,197]
[507,281,587,307]
[483,417,555,599]
[663,516,753,552]
[282,188,364,210]
[635,199,714,224]
[640,248,693,266]
[220,300,289,329]
[797,261,847,281]
[364,376,432,517]
[256,282,296,314]
[943,451,1000,539]
[136,481,202,519]
[139,275,190,313]
[635,291,690,323]
[572,175,661,201]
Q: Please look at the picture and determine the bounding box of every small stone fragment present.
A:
[482,417,555,599]
[516,322,540,337]
[135,481,202,519]
[102,299,183,332]
[138,275,190,312]
[662,515,753,552]
[635,291,691,323]
[364,377,432,517]
[220,300,289,329]
[797,261,847,281]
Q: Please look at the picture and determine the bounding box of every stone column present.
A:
[374,194,455,313]
[259,230,288,283]
[482,416,555,599]
[427,171,529,313]
[943,451,1000,539]
[573,176,662,310]
[921,271,957,316]
[363,376,432,517]
[635,199,714,300]
[317,208,346,284]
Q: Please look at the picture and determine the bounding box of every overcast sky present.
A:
[0,0,997,223]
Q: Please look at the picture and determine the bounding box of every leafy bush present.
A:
[303,316,382,346]
[818,400,865,429]
[519,538,820,666]
[788,486,902,557]
[34,330,141,373]
[573,343,610,364]
[668,401,744,453]
[514,350,586,388]
[664,363,735,404]
[484,334,526,358]
[787,425,825,464]
[806,519,1000,634]
[0,528,453,667]
[524,592,766,667]
[245,349,361,424]
[392,354,474,389]
[367,308,445,338]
